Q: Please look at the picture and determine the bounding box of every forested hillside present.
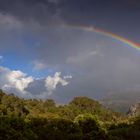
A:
[0,90,140,140]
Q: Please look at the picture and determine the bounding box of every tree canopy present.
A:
[0,90,140,140]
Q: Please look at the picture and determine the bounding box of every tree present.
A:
[69,97,102,113]
[43,99,56,112]
[74,114,107,140]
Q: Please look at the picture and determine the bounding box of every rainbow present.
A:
[65,25,140,51]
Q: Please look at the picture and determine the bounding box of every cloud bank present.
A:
[0,66,33,95]
[0,66,71,98]
[0,0,140,102]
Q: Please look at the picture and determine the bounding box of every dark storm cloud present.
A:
[0,0,61,26]
[0,0,139,45]
[0,0,140,102]
[0,0,140,26]
[0,0,140,37]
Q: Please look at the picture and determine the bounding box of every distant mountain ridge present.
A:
[101,92,140,113]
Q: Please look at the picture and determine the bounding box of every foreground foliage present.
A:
[0,90,140,140]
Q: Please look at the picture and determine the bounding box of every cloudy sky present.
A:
[0,0,140,102]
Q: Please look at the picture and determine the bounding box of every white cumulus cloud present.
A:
[45,72,72,95]
[63,75,72,79]
[0,66,72,98]
[0,66,33,94]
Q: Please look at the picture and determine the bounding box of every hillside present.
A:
[1,90,140,140]
[101,92,140,113]
[0,90,122,121]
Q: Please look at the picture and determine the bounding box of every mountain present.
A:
[127,103,140,116]
[101,92,140,113]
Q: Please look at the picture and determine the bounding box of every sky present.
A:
[0,0,140,102]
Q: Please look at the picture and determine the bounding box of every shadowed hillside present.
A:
[1,90,140,140]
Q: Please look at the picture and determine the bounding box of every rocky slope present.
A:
[127,103,140,116]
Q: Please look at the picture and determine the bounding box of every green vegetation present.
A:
[0,90,140,140]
